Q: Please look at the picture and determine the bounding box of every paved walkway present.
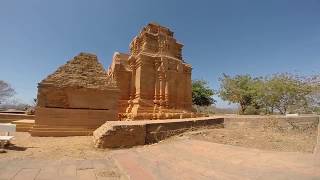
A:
[112,139,320,180]
[1,139,319,180]
[0,158,126,180]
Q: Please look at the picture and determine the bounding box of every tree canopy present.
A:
[0,80,15,104]
[260,74,312,114]
[192,80,215,106]
[218,73,313,115]
[219,74,259,114]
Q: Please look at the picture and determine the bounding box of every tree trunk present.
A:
[240,103,246,114]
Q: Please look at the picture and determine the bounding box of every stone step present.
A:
[30,130,93,137]
[16,126,34,132]
[31,127,96,132]
[33,125,95,130]
[0,119,15,123]
[30,124,95,136]
[12,119,35,132]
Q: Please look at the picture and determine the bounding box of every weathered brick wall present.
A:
[93,117,224,148]
[31,53,121,136]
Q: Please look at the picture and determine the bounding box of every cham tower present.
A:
[108,22,197,120]
[31,53,120,136]
[30,23,203,137]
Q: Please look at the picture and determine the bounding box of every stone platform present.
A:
[31,107,118,137]
[93,117,224,148]
[0,113,34,123]
[12,119,35,132]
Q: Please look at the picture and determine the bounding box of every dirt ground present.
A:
[0,132,109,160]
[1,123,317,161]
[172,127,317,153]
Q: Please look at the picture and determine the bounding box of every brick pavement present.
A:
[1,139,319,180]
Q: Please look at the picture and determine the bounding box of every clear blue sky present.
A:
[0,0,319,107]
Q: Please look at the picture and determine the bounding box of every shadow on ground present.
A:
[5,144,30,151]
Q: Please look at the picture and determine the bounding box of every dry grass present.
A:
[174,126,317,153]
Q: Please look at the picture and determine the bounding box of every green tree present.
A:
[0,80,15,104]
[254,77,278,114]
[304,74,320,114]
[219,73,315,115]
[265,74,312,114]
[219,74,259,114]
[192,80,215,106]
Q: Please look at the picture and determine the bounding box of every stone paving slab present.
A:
[1,138,319,180]
[111,139,320,180]
[36,166,59,180]
[13,168,40,180]
[0,158,125,180]
[77,169,96,180]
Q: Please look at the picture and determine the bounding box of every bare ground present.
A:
[0,133,128,180]
[0,132,109,160]
[1,122,318,161]
[172,127,317,153]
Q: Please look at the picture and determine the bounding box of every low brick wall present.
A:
[93,117,224,148]
[145,118,223,144]
[93,115,320,149]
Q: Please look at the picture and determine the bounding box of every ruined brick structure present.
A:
[31,23,200,136]
[31,53,120,136]
[107,23,195,120]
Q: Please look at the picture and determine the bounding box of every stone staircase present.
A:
[0,113,34,123]
[30,125,95,136]
[12,119,35,132]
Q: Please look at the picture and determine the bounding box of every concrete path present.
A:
[1,139,319,180]
[112,139,320,180]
